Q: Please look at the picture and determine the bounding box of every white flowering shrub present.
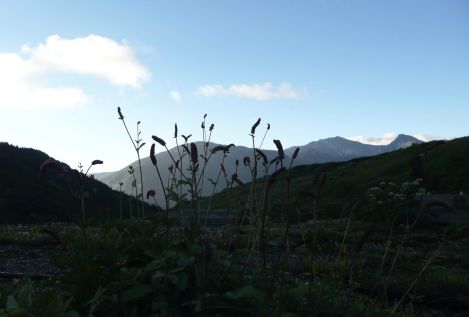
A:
[367,179,428,222]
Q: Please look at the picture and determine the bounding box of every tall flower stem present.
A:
[117,107,145,217]
[150,142,170,223]
[80,159,103,245]
[119,183,123,220]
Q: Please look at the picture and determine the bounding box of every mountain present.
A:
[96,141,287,207]
[96,134,423,206]
[385,134,423,151]
[0,142,151,224]
[284,134,423,165]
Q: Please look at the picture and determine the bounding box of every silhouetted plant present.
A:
[117,107,145,217]
[149,142,171,235]
[40,158,102,244]
[119,182,123,220]
[146,189,157,208]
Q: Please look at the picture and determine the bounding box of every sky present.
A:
[0,0,468,172]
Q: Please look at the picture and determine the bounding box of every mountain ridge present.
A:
[284,133,423,165]
[95,134,424,206]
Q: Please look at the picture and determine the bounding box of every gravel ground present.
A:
[0,244,62,278]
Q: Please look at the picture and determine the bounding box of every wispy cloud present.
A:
[0,34,150,109]
[347,133,441,145]
[195,82,304,101]
[169,90,182,102]
[413,134,443,142]
[348,133,399,145]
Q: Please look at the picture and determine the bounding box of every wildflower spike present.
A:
[251,118,261,135]
[117,107,124,120]
[150,144,157,166]
[152,135,166,147]
[146,189,156,199]
[243,156,251,167]
[292,147,300,160]
[273,139,285,160]
[190,143,198,164]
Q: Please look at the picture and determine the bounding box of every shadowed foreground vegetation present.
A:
[0,111,468,316]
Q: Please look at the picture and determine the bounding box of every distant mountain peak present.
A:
[388,134,423,150]
[284,133,426,165]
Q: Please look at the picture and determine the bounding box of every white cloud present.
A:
[0,34,150,109]
[195,82,303,101]
[413,134,441,142]
[348,133,398,145]
[0,53,88,109]
[169,90,182,102]
[24,34,150,87]
[347,133,442,145]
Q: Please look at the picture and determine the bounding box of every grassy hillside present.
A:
[205,137,469,218]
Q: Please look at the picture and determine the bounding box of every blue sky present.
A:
[0,0,468,172]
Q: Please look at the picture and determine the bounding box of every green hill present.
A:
[0,142,155,224]
[204,137,469,218]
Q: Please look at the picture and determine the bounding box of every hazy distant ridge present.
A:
[285,134,422,165]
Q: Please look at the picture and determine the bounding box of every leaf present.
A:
[17,280,32,309]
[43,297,64,316]
[5,296,18,310]
[86,287,107,315]
[177,179,192,186]
[176,272,189,290]
[0,307,28,317]
[224,286,262,301]
[195,261,205,289]
[176,253,192,268]
[143,259,164,273]
[43,295,78,317]
[120,285,155,303]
